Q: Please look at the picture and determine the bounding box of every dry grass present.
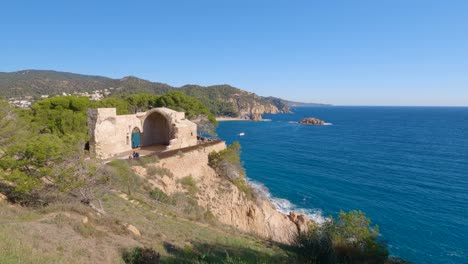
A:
[0,158,292,264]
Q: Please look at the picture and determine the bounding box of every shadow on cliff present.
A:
[159,241,296,264]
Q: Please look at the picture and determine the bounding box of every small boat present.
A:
[239,132,245,136]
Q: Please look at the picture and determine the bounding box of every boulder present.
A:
[0,193,7,203]
[299,117,325,125]
[126,224,141,236]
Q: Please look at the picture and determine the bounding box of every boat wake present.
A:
[247,179,327,224]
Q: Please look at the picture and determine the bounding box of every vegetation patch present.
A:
[292,210,408,264]
[122,247,160,264]
[134,155,159,167]
[208,142,255,200]
[146,166,173,179]
[106,160,142,196]
[149,188,172,205]
[179,176,199,196]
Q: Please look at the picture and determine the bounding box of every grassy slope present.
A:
[0,189,293,264]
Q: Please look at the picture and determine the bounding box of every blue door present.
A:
[131,128,140,148]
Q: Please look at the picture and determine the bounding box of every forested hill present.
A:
[0,70,325,117]
[0,70,173,98]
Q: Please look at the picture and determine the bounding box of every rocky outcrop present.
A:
[133,142,311,244]
[230,94,289,121]
[299,117,326,125]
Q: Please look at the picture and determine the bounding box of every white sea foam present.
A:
[288,121,298,124]
[247,179,328,224]
[323,122,333,126]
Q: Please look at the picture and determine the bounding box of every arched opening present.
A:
[142,111,172,146]
[131,127,141,149]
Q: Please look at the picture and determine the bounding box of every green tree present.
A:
[126,93,159,113]
[95,97,131,115]
[30,96,91,140]
[154,91,217,125]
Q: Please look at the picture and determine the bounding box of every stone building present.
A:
[87,107,197,159]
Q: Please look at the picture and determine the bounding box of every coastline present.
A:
[216,117,250,121]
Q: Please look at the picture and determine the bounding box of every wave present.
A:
[288,121,298,124]
[323,123,333,126]
[247,179,327,224]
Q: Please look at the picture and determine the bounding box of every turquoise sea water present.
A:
[216,107,468,264]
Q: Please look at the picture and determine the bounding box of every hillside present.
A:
[0,70,327,118]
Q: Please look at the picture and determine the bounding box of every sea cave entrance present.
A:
[142,110,172,147]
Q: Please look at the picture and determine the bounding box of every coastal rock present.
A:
[250,113,263,121]
[132,142,313,244]
[288,212,310,233]
[229,94,288,120]
[299,117,325,125]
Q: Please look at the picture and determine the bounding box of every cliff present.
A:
[132,142,309,244]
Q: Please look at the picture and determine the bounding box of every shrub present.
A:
[179,176,198,196]
[232,178,254,200]
[122,247,160,264]
[208,142,244,181]
[146,166,173,179]
[292,211,393,264]
[170,192,204,221]
[208,142,256,199]
[107,160,141,195]
[292,224,336,264]
[149,188,172,205]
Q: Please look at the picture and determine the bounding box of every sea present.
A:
[216,106,468,264]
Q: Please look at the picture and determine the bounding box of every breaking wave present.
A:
[247,179,327,224]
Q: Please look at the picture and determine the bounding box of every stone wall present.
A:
[87,107,197,159]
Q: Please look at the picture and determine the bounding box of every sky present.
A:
[1,0,467,106]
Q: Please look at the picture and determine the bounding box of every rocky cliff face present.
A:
[229,94,289,120]
[132,142,310,244]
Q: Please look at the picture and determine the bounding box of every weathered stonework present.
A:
[87,107,197,159]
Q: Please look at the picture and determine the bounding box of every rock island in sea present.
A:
[299,117,326,125]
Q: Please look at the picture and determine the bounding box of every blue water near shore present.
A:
[216,106,468,264]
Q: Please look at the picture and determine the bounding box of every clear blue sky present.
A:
[1,0,467,106]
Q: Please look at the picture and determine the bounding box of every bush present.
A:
[107,160,141,195]
[232,178,254,200]
[208,142,244,181]
[292,211,394,264]
[292,224,336,264]
[170,192,206,221]
[208,142,255,199]
[179,176,198,196]
[146,166,173,179]
[122,247,160,264]
[149,188,172,205]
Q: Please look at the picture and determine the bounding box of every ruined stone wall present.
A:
[87,107,197,159]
